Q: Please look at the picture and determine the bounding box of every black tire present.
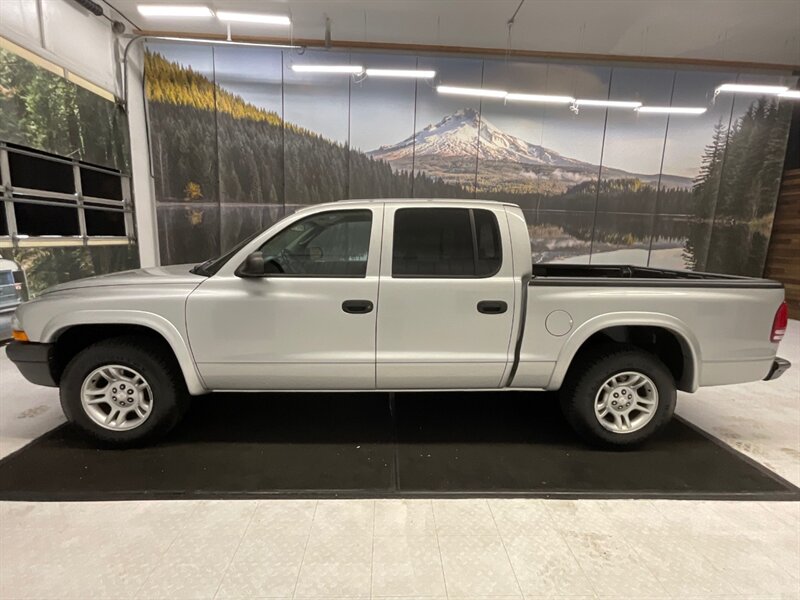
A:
[60,335,189,446]
[559,344,676,448]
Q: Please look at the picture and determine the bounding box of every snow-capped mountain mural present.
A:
[369,108,692,193]
[370,108,581,166]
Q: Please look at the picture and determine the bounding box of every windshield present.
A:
[190,229,263,277]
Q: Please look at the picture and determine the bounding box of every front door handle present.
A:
[477,300,508,315]
[342,299,374,314]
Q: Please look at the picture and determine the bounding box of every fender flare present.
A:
[547,311,701,392]
[41,310,208,395]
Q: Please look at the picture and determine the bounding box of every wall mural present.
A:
[0,46,138,297]
[145,43,796,276]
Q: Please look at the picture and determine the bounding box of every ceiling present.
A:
[104,0,800,67]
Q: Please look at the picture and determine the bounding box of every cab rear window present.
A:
[392,208,502,278]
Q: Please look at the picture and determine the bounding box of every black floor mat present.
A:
[0,392,797,501]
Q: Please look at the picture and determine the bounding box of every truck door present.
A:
[186,206,382,390]
[376,204,517,388]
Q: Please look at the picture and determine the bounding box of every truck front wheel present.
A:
[60,335,188,446]
[559,345,676,448]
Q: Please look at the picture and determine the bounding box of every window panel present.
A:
[9,151,73,194]
[0,204,7,236]
[2,143,133,245]
[257,210,372,277]
[81,168,123,200]
[474,208,502,276]
[84,208,126,236]
[14,202,80,236]
[392,208,501,277]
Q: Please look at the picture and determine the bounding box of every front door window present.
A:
[254,210,372,277]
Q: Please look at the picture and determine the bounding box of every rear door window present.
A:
[392,207,502,277]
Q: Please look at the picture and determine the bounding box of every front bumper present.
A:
[763,357,791,381]
[5,341,58,387]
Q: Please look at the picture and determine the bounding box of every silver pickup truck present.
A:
[7,199,791,447]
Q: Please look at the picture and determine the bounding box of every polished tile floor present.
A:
[0,322,798,599]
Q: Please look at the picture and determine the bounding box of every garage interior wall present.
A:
[765,103,800,318]
[0,1,139,296]
[145,43,796,277]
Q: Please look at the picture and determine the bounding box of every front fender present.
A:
[41,310,207,395]
[547,311,701,392]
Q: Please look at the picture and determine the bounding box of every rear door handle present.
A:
[342,299,374,314]
[477,300,508,314]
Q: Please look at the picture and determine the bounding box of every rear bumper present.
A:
[5,341,58,387]
[763,357,791,381]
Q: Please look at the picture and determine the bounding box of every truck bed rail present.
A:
[531,264,783,288]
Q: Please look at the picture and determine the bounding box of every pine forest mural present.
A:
[144,44,796,276]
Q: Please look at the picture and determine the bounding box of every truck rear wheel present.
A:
[559,344,676,448]
[60,335,188,446]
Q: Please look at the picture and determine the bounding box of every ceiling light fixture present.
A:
[215,11,291,25]
[506,93,575,104]
[636,106,707,115]
[137,5,213,17]
[291,65,364,74]
[778,90,800,99]
[365,68,436,79]
[575,99,642,108]
[436,85,507,98]
[715,83,789,95]
[156,36,301,48]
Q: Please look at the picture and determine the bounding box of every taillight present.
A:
[770,301,788,343]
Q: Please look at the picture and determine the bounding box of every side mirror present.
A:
[236,252,265,277]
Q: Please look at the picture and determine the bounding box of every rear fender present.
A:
[548,312,701,392]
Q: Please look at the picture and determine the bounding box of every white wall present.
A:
[0,0,119,96]
[116,0,800,67]
[0,0,160,267]
[126,42,160,267]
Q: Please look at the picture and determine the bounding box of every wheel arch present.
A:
[548,312,701,393]
[42,311,207,395]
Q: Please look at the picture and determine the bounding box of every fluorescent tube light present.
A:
[778,90,800,99]
[365,68,436,79]
[715,83,789,95]
[575,99,642,108]
[436,85,507,98]
[137,5,213,17]
[636,106,707,115]
[216,11,291,25]
[156,36,301,48]
[506,93,575,104]
[291,65,364,74]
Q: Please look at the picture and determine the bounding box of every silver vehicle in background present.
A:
[0,258,27,340]
[6,200,791,447]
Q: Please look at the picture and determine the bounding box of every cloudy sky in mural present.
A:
[148,44,771,180]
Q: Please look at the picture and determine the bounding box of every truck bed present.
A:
[531,264,782,288]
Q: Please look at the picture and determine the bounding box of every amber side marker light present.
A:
[11,330,29,342]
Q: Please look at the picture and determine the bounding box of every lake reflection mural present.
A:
[144,43,796,276]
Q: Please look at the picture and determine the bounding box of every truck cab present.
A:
[186,200,527,391]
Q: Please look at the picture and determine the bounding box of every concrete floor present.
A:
[0,322,798,599]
